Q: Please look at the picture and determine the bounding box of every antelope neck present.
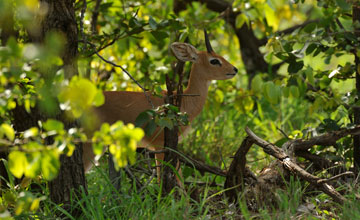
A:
[181,64,211,121]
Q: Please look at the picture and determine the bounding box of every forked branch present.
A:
[245,127,347,204]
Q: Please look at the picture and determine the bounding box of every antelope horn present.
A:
[204,29,213,53]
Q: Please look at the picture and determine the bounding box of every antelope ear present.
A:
[170,42,198,62]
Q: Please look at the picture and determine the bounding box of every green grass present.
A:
[6,150,360,219]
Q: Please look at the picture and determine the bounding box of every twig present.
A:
[317,171,354,184]
[85,41,155,109]
[85,24,147,57]
[291,125,360,151]
[184,180,222,187]
[245,127,346,204]
[125,167,143,190]
[178,153,226,177]
[139,169,156,192]
[145,148,226,177]
[336,18,345,30]
[80,0,87,52]
[277,127,289,139]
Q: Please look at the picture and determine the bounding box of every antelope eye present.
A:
[210,59,221,66]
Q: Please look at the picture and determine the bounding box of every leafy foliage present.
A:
[1,0,360,218]
[92,121,144,169]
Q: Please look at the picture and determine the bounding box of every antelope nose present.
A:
[233,67,238,73]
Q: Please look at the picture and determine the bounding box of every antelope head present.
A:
[170,29,238,80]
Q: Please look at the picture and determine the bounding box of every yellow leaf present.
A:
[30,198,40,211]
[1,124,15,141]
[264,4,279,31]
[9,151,28,178]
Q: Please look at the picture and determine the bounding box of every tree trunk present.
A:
[162,127,180,193]
[0,3,18,188]
[48,142,87,216]
[36,0,88,215]
[36,0,79,78]
[353,4,360,172]
[109,155,121,192]
[162,61,185,193]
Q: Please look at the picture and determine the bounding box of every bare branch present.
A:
[317,171,354,184]
[146,148,226,177]
[291,125,360,151]
[245,127,346,204]
[179,154,226,177]
[224,136,257,201]
[125,167,143,190]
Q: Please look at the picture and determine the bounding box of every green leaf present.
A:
[312,47,322,57]
[288,61,304,74]
[157,118,173,130]
[305,68,315,86]
[235,13,248,29]
[264,4,278,30]
[41,150,60,180]
[151,31,169,41]
[135,111,151,127]
[305,43,317,55]
[335,0,351,11]
[99,2,113,12]
[1,124,15,141]
[8,151,28,178]
[149,16,157,30]
[66,143,75,156]
[215,89,224,103]
[290,85,300,98]
[58,76,101,118]
[93,90,105,107]
[167,105,179,113]
[282,87,290,98]
[303,23,316,33]
[93,143,104,156]
[30,198,40,212]
[263,82,280,104]
[43,119,64,132]
[25,152,41,178]
[251,74,263,93]
[144,120,157,137]
[25,99,31,113]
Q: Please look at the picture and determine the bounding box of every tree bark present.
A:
[36,0,79,78]
[35,0,88,216]
[353,4,360,172]
[108,155,121,192]
[0,3,18,188]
